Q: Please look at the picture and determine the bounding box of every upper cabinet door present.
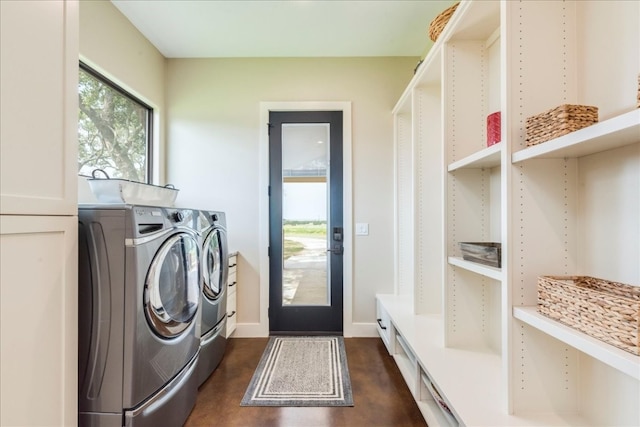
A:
[0,0,78,215]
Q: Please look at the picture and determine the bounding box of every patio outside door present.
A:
[268,111,343,334]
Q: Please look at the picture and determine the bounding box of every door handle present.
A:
[327,244,344,255]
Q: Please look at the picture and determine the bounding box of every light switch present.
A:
[355,223,369,236]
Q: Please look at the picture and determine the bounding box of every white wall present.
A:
[79,0,418,334]
[79,0,167,184]
[166,57,417,331]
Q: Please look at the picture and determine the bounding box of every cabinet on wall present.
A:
[0,216,78,426]
[378,1,639,425]
[0,1,79,426]
[226,253,238,338]
[0,0,78,216]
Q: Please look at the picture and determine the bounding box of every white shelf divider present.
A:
[512,109,640,163]
[448,143,502,172]
[448,256,503,281]
[416,399,456,427]
[513,306,640,381]
[393,351,418,399]
[420,372,460,427]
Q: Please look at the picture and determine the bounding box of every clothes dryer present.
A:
[78,205,201,427]
[194,210,229,386]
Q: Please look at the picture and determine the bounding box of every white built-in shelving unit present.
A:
[378,1,640,425]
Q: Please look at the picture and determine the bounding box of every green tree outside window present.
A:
[78,65,151,182]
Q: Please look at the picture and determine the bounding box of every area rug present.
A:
[240,336,354,407]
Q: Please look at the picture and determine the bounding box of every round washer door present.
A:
[202,227,228,301]
[145,232,200,339]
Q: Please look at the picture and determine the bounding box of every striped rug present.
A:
[240,336,354,407]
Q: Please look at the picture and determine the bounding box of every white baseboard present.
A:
[232,323,268,338]
[345,322,378,338]
[229,322,378,338]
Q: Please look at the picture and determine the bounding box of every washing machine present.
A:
[194,210,229,386]
[78,205,201,427]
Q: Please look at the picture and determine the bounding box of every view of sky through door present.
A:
[281,123,330,305]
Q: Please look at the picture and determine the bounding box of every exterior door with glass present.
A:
[268,111,343,334]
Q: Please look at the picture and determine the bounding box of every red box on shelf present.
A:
[487,111,501,146]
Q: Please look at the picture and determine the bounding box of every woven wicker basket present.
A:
[537,276,640,355]
[428,3,459,42]
[525,104,598,147]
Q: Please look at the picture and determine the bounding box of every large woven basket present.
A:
[428,3,459,42]
[525,104,598,147]
[537,276,640,355]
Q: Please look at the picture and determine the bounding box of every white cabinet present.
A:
[226,253,238,338]
[375,298,392,353]
[0,216,78,427]
[376,296,461,427]
[0,1,79,426]
[382,1,640,425]
[0,0,78,215]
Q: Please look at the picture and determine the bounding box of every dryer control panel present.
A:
[132,207,165,237]
[165,208,196,228]
[134,206,163,219]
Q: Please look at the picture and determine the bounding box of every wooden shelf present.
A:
[376,294,589,426]
[448,256,502,281]
[444,0,500,42]
[448,143,501,171]
[513,306,640,381]
[512,109,640,163]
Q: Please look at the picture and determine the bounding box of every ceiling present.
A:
[110,0,455,58]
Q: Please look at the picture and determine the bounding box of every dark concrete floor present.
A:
[185,337,427,427]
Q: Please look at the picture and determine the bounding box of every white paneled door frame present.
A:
[240,102,353,337]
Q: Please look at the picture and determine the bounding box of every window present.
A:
[78,63,153,182]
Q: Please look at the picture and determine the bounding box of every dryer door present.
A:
[145,232,200,339]
[202,227,228,301]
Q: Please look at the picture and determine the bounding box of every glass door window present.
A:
[281,123,330,306]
